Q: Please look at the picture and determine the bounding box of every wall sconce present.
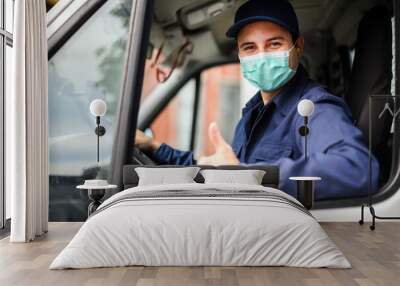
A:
[297,99,315,161]
[89,99,107,163]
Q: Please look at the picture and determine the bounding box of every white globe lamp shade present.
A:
[297,99,314,117]
[90,99,107,117]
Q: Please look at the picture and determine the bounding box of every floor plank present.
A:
[0,222,399,286]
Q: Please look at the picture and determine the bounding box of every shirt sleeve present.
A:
[151,143,195,165]
[279,96,379,200]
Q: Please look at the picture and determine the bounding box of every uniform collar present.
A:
[243,64,310,116]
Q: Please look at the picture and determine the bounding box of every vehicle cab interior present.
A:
[1,0,400,284]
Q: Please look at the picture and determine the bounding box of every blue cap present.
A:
[226,0,299,39]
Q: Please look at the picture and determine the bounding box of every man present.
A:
[135,0,379,200]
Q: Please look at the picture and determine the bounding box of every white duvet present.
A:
[50,183,351,269]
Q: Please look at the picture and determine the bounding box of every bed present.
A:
[50,165,350,269]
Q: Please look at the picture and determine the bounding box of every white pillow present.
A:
[200,169,266,185]
[135,167,201,186]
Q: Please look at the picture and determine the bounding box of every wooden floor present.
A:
[0,222,399,286]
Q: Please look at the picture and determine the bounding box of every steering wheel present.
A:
[132,147,157,165]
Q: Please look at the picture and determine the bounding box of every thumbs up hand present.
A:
[197,122,240,165]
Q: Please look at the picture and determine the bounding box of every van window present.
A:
[48,0,133,221]
[148,63,256,158]
[194,64,244,158]
[150,79,196,151]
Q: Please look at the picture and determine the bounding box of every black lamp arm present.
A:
[94,116,106,163]
[298,116,309,160]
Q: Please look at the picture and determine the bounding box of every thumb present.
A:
[208,122,228,151]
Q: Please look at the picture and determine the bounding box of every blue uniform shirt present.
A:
[152,65,380,200]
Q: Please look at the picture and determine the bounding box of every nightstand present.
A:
[77,183,117,216]
[289,177,321,210]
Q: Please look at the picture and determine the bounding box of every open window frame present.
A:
[47,0,400,211]
[109,0,154,188]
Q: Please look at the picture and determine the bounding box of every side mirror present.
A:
[144,128,154,138]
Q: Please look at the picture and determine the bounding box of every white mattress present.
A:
[50,183,351,269]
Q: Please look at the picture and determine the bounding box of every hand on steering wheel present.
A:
[133,129,160,165]
[132,146,157,165]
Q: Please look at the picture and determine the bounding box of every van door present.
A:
[109,0,153,187]
[47,0,138,221]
